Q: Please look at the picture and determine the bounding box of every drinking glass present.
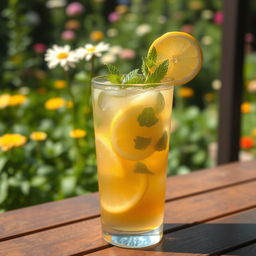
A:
[92,76,174,248]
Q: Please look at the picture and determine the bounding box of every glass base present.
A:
[103,225,163,248]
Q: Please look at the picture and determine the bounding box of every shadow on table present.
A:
[146,223,256,255]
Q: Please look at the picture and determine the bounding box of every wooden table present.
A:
[0,160,256,256]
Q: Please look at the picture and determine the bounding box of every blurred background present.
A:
[0,0,256,211]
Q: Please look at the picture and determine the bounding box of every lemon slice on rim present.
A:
[149,31,203,86]
[96,135,147,214]
[110,92,164,161]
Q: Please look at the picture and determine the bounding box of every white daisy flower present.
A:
[109,45,123,55]
[46,0,67,8]
[76,42,109,61]
[136,24,152,36]
[45,45,78,71]
[101,53,117,64]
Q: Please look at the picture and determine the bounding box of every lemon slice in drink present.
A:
[110,93,164,161]
[96,135,147,214]
[149,31,203,86]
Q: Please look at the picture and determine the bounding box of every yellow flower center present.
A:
[87,47,96,52]
[57,52,68,59]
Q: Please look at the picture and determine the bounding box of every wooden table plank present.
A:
[221,243,256,256]
[165,160,256,200]
[1,180,255,256]
[0,193,100,241]
[86,208,256,256]
[1,160,256,241]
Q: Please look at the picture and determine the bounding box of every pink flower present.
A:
[61,30,75,40]
[181,24,193,34]
[33,43,47,53]
[108,12,120,23]
[245,33,254,43]
[120,49,136,59]
[66,2,84,16]
[214,11,223,24]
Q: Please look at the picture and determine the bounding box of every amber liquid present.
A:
[92,84,173,232]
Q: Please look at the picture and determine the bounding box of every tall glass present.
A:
[91,76,174,248]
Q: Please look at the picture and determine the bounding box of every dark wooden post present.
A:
[217,0,248,165]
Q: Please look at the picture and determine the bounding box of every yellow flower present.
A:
[90,31,104,42]
[45,97,66,110]
[11,55,23,65]
[115,5,128,14]
[188,0,203,10]
[66,101,74,108]
[247,80,256,93]
[0,134,27,151]
[69,129,86,138]
[0,94,11,109]
[65,20,80,30]
[30,132,47,141]
[54,80,67,89]
[8,94,27,106]
[204,93,214,101]
[178,88,194,98]
[37,87,47,95]
[241,102,252,114]
[252,129,256,137]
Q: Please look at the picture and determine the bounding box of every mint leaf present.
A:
[107,74,122,84]
[137,107,158,127]
[122,69,139,84]
[155,92,165,113]
[148,47,157,63]
[134,162,154,175]
[155,131,168,151]
[106,64,120,75]
[141,57,149,76]
[141,56,155,77]
[126,75,145,84]
[146,59,169,83]
[134,136,152,150]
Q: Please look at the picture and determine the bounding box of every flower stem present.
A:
[90,56,95,80]
[64,71,77,125]
[63,70,83,174]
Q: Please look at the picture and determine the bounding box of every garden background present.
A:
[1,0,256,212]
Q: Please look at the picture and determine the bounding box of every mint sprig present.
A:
[145,59,169,83]
[104,47,169,87]
[106,64,122,84]
[141,47,157,77]
[106,64,120,75]
[122,69,144,84]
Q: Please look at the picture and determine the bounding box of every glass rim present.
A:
[91,75,174,88]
